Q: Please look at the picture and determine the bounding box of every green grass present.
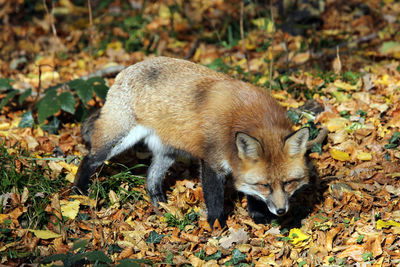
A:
[164,209,199,231]
[0,142,68,228]
[89,163,147,207]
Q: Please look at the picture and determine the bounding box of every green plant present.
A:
[225,248,247,265]
[89,163,147,206]
[0,76,109,131]
[41,239,112,266]
[0,143,67,228]
[164,209,199,231]
[146,230,165,244]
[122,15,148,52]
[384,132,400,149]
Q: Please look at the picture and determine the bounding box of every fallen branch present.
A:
[81,65,126,79]
[306,127,329,150]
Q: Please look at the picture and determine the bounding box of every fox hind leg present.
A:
[74,147,111,193]
[74,113,144,193]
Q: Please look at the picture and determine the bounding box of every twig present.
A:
[306,127,329,150]
[35,65,43,105]
[240,1,251,76]
[88,0,94,73]
[80,65,126,79]
[184,38,200,60]
[42,0,57,37]
[268,0,274,91]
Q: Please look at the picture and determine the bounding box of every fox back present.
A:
[75,57,311,227]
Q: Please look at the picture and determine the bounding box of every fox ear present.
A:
[284,128,310,156]
[236,132,263,160]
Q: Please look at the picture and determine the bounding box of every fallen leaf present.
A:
[255,253,276,266]
[69,195,96,207]
[325,117,348,132]
[29,229,62,239]
[60,199,80,220]
[334,79,362,91]
[337,244,364,262]
[57,161,78,175]
[289,228,310,247]
[376,219,400,229]
[219,228,249,249]
[357,152,372,161]
[330,149,351,161]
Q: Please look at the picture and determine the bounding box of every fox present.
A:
[74,56,325,227]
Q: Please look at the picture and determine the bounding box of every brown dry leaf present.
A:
[326,227,341,251]
[188,254,204,267]
[218,227,249,249]
[24,134,39,151]
[158,201,183,218]
[58,134,75,153]
[36,136,55,153]
[117,246,133,260]
[255,253,276,266]
[180,232,199,243]
[48,161,64,178]
[337,244,365,262]
[20,187,29,204]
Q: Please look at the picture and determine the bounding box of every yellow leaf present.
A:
[325,117,348,132]
[58,161,78,175]
[69,195,96,207]
[251,18,266,29]
[78,59,86,69]
[29,229,62,239]
[60,199,80,219]
[106,41,123,51]
[257,76,269,85]
[272,92,287,101]
[0,122,11,130]
[158,4,171,19]
[330,149,350,161]
[376,219,400,229]
[65,172,75,183]
[334,79,361,91]
[357,152,372,161]
[0,241,19,252]
[289,228,310,247]
[322,29,341,36]
[266,20,275,33]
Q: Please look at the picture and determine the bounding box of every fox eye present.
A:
[283,180,295,186]
[260,184,272,191]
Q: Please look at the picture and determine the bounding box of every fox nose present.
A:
[276,208,286,216]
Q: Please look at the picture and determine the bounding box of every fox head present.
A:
[233,128,310,216]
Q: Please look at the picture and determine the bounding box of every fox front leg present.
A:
[200,160,226,228]
[146,152,175,205]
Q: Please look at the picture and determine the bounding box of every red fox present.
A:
[74,57,326,227]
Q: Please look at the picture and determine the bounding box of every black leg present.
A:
[246,194,272,224]
[73,149,109,194]
[200,160,226,228]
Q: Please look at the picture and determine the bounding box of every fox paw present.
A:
[149,193,167,206]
